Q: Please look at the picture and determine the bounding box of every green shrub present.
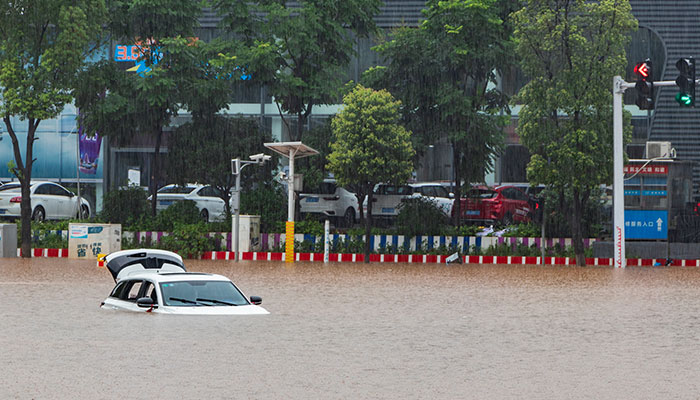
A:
[33,233,68,249]
[100,187,150,226]
[157,223,223,258]
[449,224,483,236]
[396,197,449,236]
[295,219,324,236]
[154,200,202,231]
[503,223,540,237]
[240,182,286,233]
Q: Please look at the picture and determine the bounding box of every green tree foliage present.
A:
[328,85,414,261]
[240,182,287,233]
[365,0,516,224]
[168,116,272,216]
[215,0,381,141]
[75,0,202,216]
[512,0,637,265]
[100,186,151,226]
[296,118,333,192]
[0,0,106,257]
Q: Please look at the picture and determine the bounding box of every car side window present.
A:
[513,189,527,201]
[124,281,144,301]
[110,281,128,298]
[35,184,50,195]
[434,186,449,198]
[143,281,157,302]
[50,184,71,197]
[199,186,213,197]
[502,188,515,199]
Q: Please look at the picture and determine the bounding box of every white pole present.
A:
[234,171,241,262]
[613,76,626,268]
[288,149,295,222]
[324,219,330,263]
[75,129,82,219]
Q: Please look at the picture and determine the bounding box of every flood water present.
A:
[2,258,700,399]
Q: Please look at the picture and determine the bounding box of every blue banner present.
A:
[625,210,668,240]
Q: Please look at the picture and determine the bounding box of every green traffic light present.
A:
[676,92,694,106]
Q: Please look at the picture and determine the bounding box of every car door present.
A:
[33,183,58,218]
[511,187,532,222]
[50,183,77,218]
[427,185,453,215]
[103,279,147,312]
[501,187,530,222]
[197,186,225,221]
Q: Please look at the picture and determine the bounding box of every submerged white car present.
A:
[101,249,269,315]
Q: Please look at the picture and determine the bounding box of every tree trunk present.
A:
[150,127,163,217]
[452,144,462,226]
[571,188,586,266]
[4,116,39,258]
[364,188,373,263]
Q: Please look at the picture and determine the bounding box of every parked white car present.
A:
[363,182,454,220]
[150,184,227,222]
[299,179,359,227]
[101,249,269,315]
[0,181,91,221]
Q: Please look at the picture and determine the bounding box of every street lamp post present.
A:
[263,142,319,263]
[231,153,271,261]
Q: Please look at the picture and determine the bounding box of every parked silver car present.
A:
[362,182,454,220]
[0,181,91,221]
[149,184,228,222]
[299,179,359,227]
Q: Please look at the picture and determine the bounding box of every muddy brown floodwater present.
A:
[2,258,700,399]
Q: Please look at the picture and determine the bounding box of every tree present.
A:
[168,115,271,217]
[0,0,106,257]
[512,0,637,265]
[215,0,381,141]
[365,0,516,224]
[327,85,414,262]
[75,0,201,216]
[156,35,271,217]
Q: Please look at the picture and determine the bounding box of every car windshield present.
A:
[158,185,196,194]
[160,280,248,306]
[0,183,21,192]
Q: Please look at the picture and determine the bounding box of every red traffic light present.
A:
[634,62,650,78]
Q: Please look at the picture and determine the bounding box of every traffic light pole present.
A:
[613,76,682,268]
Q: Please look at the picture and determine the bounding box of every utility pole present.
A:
[231,153,271,261]
[613,74,679,268]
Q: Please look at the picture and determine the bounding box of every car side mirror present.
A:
[449,192,454,199]
[249,295,262,305]
[136,297,157,308]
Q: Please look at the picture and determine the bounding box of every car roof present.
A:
[120,271,232,283]
[410,182,443,187]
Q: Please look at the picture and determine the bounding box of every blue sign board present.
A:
[625,210,668,240]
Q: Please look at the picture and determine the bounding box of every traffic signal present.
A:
[675,57,695,107]
[634,59,654,110]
